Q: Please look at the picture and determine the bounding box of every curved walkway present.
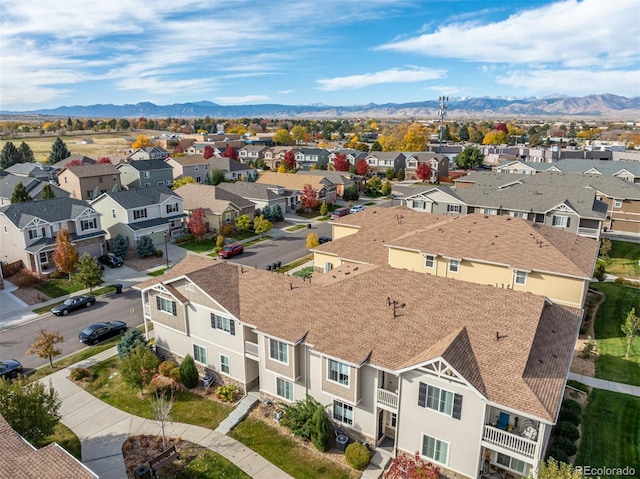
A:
[40,347,292,479]
[568,372,640,397]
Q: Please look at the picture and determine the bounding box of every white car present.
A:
[350,205,365,213]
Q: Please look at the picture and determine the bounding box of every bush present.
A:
[554,421,580,442]
[281,395,323,440]
[70,367,92,381]
[558,408,581,426]
[546,446,570,464]
[561,398,583,416]
[158,360,177,377]
[169,367,181,384]
[155,249,163,258]
[310,405,332,452]
[552,436,577,457]
[345,442,370,470]
[179,354,199,389]
[615,277,640,288]
[593,264,606,281]
[215,384,238,402]
[117,328,149,360]
[120,346,161,393]
[136,235,156,257]
[566,380,589,394]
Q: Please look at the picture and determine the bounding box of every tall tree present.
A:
[188,208,207,242]
[11,182,32,203]
[0,141,22,169]
[333,153,350,172]
[120,345,161,394]
[273,128,293,145]
[459,125,470,141]
[283,151,297,171]
[381,180,392,196]
[456,146,484,169]
[291,125,307,144]
[52,229,78,280]
[235,214,251,234]
[355,158,368,176]
[366,176,382,194]
[253,215,273,237]
[49,137,70,164]
[203,145,214,159]
[495,122,509,134]
[306,232,319,249]
[209,170,225,185]
[221,146,238,160]
[27,329,65,368]
[40,183,56,199]
[74,253,103,293]
[18,141,35,163]
[136,235,156,257]
[96,156,112,164]
[482,130,509,145]
[131,135,152,150]
[0,377,61,446]
[301,184,319,212]
[416,162,432,182]
[621,307,639,358]
[112,234,130,259]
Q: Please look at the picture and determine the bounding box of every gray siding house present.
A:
[116,160,174,189]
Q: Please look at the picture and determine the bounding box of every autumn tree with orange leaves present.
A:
[52,229,78,280]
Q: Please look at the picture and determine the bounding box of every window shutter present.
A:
[171,301,177,316]
[566,217,571,228]
[156,296,161,310]
[210,313,216,329]
[453,393,463,420]
[418,383,427,408]
[230,319,235,336]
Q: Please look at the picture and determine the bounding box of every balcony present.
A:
[376,388,398,410]
[482,424,537,459]
[577,226,600,238]
[244,341,259,359]
[143,303,151,316]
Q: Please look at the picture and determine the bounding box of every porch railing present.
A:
[244,341,259,358]
[482,424,537,459]
[143,304,151,316]
[577,227,600,238]
[376,388,399,410]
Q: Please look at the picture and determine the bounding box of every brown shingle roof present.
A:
[173,183,253,214]
[62,163,120,178]
[256,171,332,191]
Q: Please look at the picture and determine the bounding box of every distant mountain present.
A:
[2,94,639,119]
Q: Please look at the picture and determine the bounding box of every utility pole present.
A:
[438,96,448,153]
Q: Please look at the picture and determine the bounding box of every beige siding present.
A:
[332,224,360,240]
[321,358,357,403]
[148,290,186,333]
[263,336,295,379]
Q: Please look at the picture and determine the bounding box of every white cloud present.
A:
[426,85,464,96]
[279,90,293,94]
[215,95,271,105]
[317,66,446,91]
[377,0,640,68]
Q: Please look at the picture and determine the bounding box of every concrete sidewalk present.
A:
[41,347,292,479]
[568,372,640,397]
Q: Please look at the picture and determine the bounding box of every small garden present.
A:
[597,239,640,278]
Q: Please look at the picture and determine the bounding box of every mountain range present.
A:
[2,94,639,120]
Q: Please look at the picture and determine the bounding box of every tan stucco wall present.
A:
[332,224,360,240]
[263,336,295,379]
[321,358,357,403]
[313,252,343,272]
[148,289,186,333]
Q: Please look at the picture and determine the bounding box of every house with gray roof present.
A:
[300,169,357,196]
[216,182,288,212]
[5,162,57,182]
[116,160,174,189]
[328,149,368,168]
[127,147,169,161]
[404,152,448,182]
[50,155,96,170]
[238,144,270,163]
[292,147,331,170]
[0,197,106,273]
[364,151,406,177]
[0,174,69,206]
[496,158,640,184]
[208,157,255,181]
[91,186,186,248]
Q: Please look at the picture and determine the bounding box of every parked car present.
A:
[78,321,128,345]
[0,359,23,380]
[51,295,96,316]
[350,205,365,213]
[318,236,332,244]
[218,242,244,259]
[330,207,350,220]
[99,253,124,268]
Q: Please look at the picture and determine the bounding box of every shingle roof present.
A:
[0,414,97,479]
[552,158,640,176]
[5,162,55,176]
[167,155,210,166]
[173,183,253,213]
[209,157,250,172]
[256,171,334,191]
[138,259,580,421]
[94,185,179,209]
[50,156,96,168]
[117,160,172,171]
[0,197,98,228]
[216,182,283,201]
[0,174,40,198]
[522,171,640,200]
[60,163,119,178]
[301,170,356,185]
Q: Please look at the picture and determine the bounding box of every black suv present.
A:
[99,253,124,268]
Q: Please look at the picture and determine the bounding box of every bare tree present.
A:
[151,389,175,448]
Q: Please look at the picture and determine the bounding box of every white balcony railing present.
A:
[376,388,399,410]
[244,341,259,358]
[482,425,537,459]
[143,304,151,316]
[578,227,600,238]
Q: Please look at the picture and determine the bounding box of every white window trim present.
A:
[276,376,294,402]
[425,255,435,269]
[552,215,569,228]
[515,271,527,285]
[269,339,289,365]
[614,199,622,208]
[332,400,354,426]
[448,259,459,273]
[421,434,450,466]
[220,354,230,374]
[327,359,350,388]
[157,296,176,315]
[424,384,455,417]
[193,344,207,365]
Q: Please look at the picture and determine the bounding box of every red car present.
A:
[218,243,244,259]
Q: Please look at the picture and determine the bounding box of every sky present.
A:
[1,0,639,111]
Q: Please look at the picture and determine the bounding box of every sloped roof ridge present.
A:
[441,327,487,396]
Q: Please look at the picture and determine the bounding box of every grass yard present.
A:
[603,240,640,278]
[279,255,313,274]
[35,277,96,297]
[590,282,640,386]
[230,417,358,479]
[147,267,169,277]
[575,389,640,470]
[166,448,251,479]
[292,266,314,278]
[287,224,308,232]
[42,423,83,460]
[84,357,233,428]
[33,285,115,314]
[179,238,218,253]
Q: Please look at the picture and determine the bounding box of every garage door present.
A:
[77,243,103,258]
[137,232,166,248]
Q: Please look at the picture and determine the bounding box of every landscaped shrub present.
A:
[136,235,156,257]
[554,421,580,442]
[561,398,583,416]
[70,367,92,381]
[546,446,570,464]
[215,384,238,402]
[566,380,589,394]
[345,442,370,470]
[310,405,332,452]
[158,360,177,377]
[120,346,161,394]
[558,408,581,426]
[155,249,163,258]
[615,277,640,288]
[593,264,606,281]
[383,452,439,479]
[111,234,130,259]
[552,436,577,457]
[168,367,181,384]
[179,354,199,389]
[117,328,149,360]
[281,395,322,440]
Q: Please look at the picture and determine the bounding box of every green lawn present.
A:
[179,238,217,253]
[147,268,169,277]
[292,267,314,278]
[590,282,640,386]
[604,241,640,277]
[576,389,640,470]
[287,224,308,232]
[36,277,100,298]
[279,255,313,274]
[42,423,83,460]
[84,357,233,428]
[230,417,359,479]
[165,448,251,479]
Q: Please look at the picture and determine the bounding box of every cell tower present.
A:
[438,96,448,153]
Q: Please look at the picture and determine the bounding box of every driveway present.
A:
[0,280,37,327]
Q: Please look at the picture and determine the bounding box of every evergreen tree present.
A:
[73,253,103,293]
[343,184,359,201]
[92,186,101,200]
[18,141,35,163]
[397,168,405,181]
[272,204,284,221]
[311,405,333,452]
[179,354,199,389]
[0,141,22,169]
[112,234,130,259]
[459,125,470,141]
[49,137,70,164]
[117,328,149,360]
[262,205,272,221]
[11,182,32,203]
[136,235,156,257]
[40,183,55,199]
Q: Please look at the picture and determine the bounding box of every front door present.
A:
[377,409,385,442]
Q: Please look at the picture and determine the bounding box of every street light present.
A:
[163,231,169,268]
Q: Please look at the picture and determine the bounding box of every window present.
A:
[133,208,147,220]
[39,252,48,264]
[324,262,333,273]
[112,208,117,219]
[511,211,526,219]
[144,171,150,179]
[193,344,207,364]
[333,400,353,425]
[269,339,288,364]
[205,164,209,170]
[3,225,6,233]
[166,203,179,214]
[496,453,526,474]
[113,176,117,181]
[515,271,527,285]
[195,166,199,171]
[196,176,202,183]
[421,435,449,465]
[158,181,164,186]
[483,208,497,215]
[448,259,459,273]
[80,218,97,231]
[98,176,103,183]
[418,383,462,419]
[614,199,622,208]
[413,200,425,209]
[552,215,570,228]
[276,377,294,401]
[28,228,45,240]
[225,212,232,223]
[156,296,177,315]
[220,355,230,374]
[144,183,151,187]
[210,314,235,335]
[447,204,461,213]
[328,359,350,386]
[425,255,435,268]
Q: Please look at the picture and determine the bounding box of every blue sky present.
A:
[1,0,638,111]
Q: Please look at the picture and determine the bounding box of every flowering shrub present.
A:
[383,452,439,479]
[216,384,238,402]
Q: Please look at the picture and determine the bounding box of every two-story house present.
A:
[256,171,337,209]
[5,162,57,182]
[135,256,581,479]
[300,170,357,197]
[57,164,122,201]
[495,158,640,184]
[216,182,289,213]
[164,155,211,183]
[365,152,406,177]
[208,157,255,181]
[312,207,598,309]
[0,197,106,273]
[173,183,255,233]
[404,152,449,182]
[262,146,291,170]
[0,174,69,206]
[116,160,174,189]
[90,186,186,247]
[292,148,331,170]
[328,149,368,168]
[127,147,169,161]
[238,145,270,164]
